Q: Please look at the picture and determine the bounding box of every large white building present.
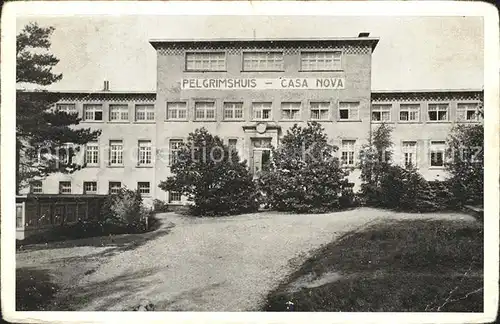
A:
[19,33,483,206]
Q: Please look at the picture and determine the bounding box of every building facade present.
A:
[18,34,483,206]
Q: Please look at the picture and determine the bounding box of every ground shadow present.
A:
[16,267,59,311]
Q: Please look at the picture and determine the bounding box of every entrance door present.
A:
[251,138,272,174]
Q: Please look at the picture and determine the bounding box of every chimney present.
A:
[103,80,110,91]
[358,32,370,38]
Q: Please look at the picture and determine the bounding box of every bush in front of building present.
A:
[359,124,454,212]
[158,128,260,216]
[152,199,169,213]
[100,187,150,231]
[257,122,353,213]
[445,123,484,207]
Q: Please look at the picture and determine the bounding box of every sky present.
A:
[16,15,484,92]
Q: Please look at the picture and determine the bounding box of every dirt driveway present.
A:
[16,208,475,311]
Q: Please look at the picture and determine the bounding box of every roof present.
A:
[372,89,483,94]
[17,89,156,95]
[149,36,380,51]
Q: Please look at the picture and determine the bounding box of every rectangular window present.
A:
[252,102,272,120]
[16,204,23,228]
[56,103,77,115]
[223,102,244,120]
[137,182,151,195]
[428,104,449,121]
[457,103,479,121]
[281,102,301,121]
[83,104,103,121]
[166,102,187,120]
[169,191,182,203]
[242,52,284,71]
[59,181,71,194]
[301,51,342,71]
[109,140,123,166]
[83,181,97,194]
[228,138,238,151]
[85,142,99,165]
[430,141,446,167]
[169,139,184,165]
[400,104,420,122]
[372,104,392,122]
[341,140,356,166]
[402,141,417,168]
[138,140,152,165]
[310,102,330,120]
[108,181,121,194]
[186,52,225,71]
[194,102,216,120]
[135,104,155,121]
[30,181,42,194]
[339,102,360,120]
[109,104,129,121]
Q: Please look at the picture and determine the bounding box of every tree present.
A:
[16,22,101,193]
[445,123,484,206]
[258,122,352,213]
[158,128,260,216]
[358,123,394,205]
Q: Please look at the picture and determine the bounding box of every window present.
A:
[457,103,479,121]
[137,182,151,196]
[109,104,129,121]
[194,102,216,120]
[57,103,77,115]
[30,181,42,194]
[85,142,99,165]
[83,181,97,194]
[281,102,301,120]
[166,102,187,120]
[402,141,417,168]
[83,104,103,121]
[223,102,243,120]
[428,104,449,121]
[57,143,74,165]
[243,52,284,71]
[186,52,225,71]
[138,140,152,165]
[372,104,391,122]
[59,181,71,194]
[109,181,121,194]
[400,104,420,122]
[341,140,356,166]
[339,102,360,120]
[252,102,272,120]
[135,104,155,121]
[109,140,123,166]
[169,191,182,203]
[228,139,238,151]
[310,102,330,120]
[16,204,23,228]
[169,139,184,165]
[301,51,342,71]
[430,141,446,167]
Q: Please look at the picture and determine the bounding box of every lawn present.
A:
[263,218,483,312]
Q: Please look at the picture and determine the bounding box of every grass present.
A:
[16,268,60,311]
[264,219,484,312]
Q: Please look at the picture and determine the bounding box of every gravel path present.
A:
[62,208,474,311]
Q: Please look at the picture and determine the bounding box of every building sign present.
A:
[181,77,345,90]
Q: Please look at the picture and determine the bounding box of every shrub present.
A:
[258,122,352,213]
[152,199,169,213]
[445,123,484,206]
[377,165,453,212]
[101,187,146,230]
[158,128,260,216]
